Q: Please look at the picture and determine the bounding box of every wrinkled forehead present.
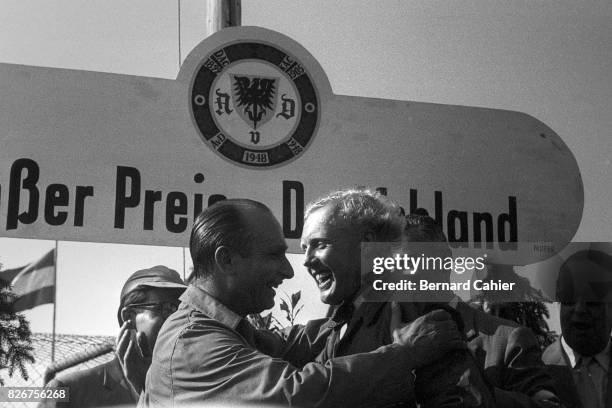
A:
[558,258,612,302]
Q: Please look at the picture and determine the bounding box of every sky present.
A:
[0,0,610,335]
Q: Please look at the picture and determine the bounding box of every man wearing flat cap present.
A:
[39,266,186,408]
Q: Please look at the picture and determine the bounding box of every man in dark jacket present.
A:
[301,188,561,407]
[543,247,612,408]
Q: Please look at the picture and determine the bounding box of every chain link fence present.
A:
[3,332,115,408]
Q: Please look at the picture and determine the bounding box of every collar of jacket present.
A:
[179,285,242,330]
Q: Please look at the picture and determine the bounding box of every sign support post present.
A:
[204,0,241,36]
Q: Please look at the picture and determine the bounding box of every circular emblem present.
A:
[190,42,320,168]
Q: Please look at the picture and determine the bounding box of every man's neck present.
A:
[193,279,248,317]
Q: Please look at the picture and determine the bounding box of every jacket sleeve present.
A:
[251,318,333,368]
[149,320,417,408]
[37,378,70,408]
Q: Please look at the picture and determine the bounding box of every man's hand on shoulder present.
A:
[390,302,465,367]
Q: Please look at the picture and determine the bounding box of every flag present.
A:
[0,249,55,312]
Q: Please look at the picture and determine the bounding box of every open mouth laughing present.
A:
[311,269,334,291]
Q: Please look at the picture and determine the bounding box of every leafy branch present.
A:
[0,263,35,385]
[278,291,303,326]
[247,291,304,332]
[470,264,557,349]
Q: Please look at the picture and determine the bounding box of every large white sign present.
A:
[0,27,583,264]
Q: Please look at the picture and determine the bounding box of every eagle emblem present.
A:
[231,74,279,129]
[191,41,319,168]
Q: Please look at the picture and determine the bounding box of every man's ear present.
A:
[214,245,239,273]
[120,307,134,325]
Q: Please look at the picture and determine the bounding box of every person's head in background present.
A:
[118,265,186,354]
[403,208,452,281]
[557,249,612,356]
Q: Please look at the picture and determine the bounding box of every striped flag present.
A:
[0,249,55,312]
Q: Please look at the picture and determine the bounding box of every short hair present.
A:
[557,249,612,302]
[404,209,452,258]
[190,199,272,279]
[404,209,449,243]
[304,188,405,242]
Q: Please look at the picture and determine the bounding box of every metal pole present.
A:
[204,0,241,36]
[182,247,186,281]
[51,241,58,362]
[178,1,240,69]
[178,0,182,68]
